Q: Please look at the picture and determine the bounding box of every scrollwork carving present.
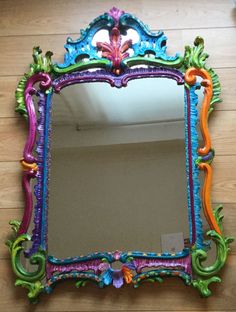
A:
[184,39,234,296]
[6,221,45,303]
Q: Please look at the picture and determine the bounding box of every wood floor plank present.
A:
[0,208,23,259]
[212,155,236,204]
[0,76,21,117]
[210,111,236,155]
[0,27,236,76]
[0,0,235,37]
[0,117,27,161]
[0,255,235,311]
[214,68,236,111]
[0,162,24,209]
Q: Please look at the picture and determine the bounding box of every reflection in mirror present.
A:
[48,78,189,258]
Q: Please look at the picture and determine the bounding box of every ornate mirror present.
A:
[6,7,233,303]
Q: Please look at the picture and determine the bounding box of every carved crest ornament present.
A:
[6,7,234,303]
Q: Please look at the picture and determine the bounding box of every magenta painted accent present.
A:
[186,88,196,243]
[113,250,122,260]
[53,67,184,92]
[98,262,110,272]
[23,73,51,163]
[108,7,124,25]
[18,73,51,236]
[132,255,192,275]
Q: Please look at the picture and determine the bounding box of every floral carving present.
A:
[97,26,132,75]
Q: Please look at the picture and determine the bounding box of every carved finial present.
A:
[108,7,124,25]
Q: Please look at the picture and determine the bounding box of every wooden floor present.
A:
[0,0,236,311]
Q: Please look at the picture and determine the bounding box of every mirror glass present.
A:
[47,78,190,258]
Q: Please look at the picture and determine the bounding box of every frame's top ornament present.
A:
[54,7,180,74]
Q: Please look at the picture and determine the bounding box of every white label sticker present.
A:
[161,232,184,253]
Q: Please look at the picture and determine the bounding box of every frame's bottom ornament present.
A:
[6,204,233,302]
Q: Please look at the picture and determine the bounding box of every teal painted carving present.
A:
[53,7,181,74]
[6,221,45,303]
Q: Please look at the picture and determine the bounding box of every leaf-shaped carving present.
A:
[97,27,132,74]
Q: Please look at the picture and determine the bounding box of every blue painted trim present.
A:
[184,87,193,245]
[56,13,114,68]
[190,85,204,249]
[41,90,53,251]
[185,84,204,249]
[48,248,190,265]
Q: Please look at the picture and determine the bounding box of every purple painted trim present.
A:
[53,67,184,91]
[202,150,214,162]
[18,73,51,238]
[186,88,196,243]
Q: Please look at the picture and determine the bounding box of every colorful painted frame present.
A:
[6,7,234,303]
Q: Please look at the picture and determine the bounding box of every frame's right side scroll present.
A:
[184,37,234,297]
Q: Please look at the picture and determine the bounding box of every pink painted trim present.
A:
[18,73,51,236]
[133,255,192,275]
[46,254,192,280]
[46,259,104,279]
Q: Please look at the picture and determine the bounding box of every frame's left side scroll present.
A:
[6,48,53,303]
